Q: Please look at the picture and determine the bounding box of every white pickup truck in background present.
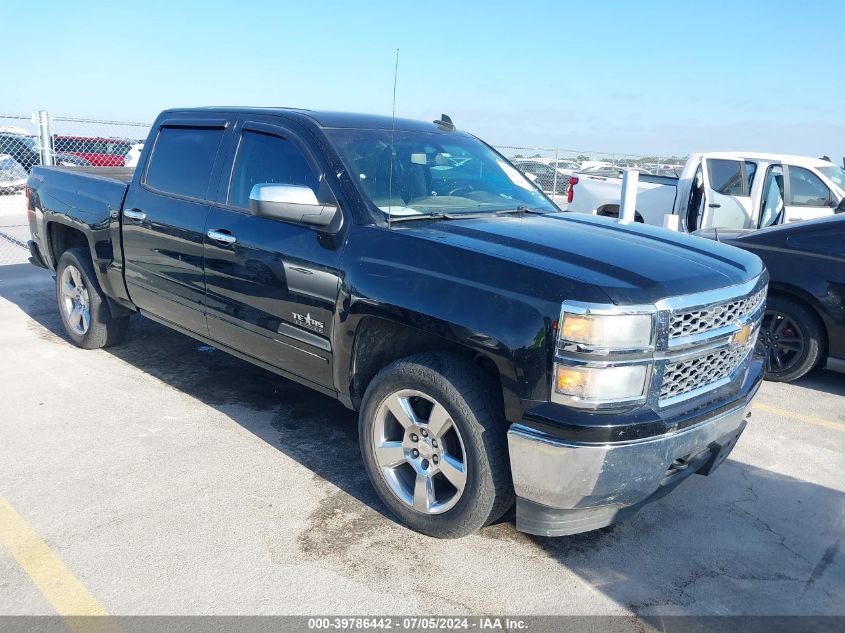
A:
[566,152,845,232]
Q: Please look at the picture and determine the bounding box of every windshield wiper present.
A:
[388,212,492,224]
[387,207,550,224]
[495,207,549,215]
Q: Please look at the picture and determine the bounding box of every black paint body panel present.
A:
[704,216,845,366]
[27,107,764,437]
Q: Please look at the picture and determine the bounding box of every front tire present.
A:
[55,248,129,349]
[757,295,824,382]
[359,352,514,538]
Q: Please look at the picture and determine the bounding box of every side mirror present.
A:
[249,184,338,227]
[836,197,845,213]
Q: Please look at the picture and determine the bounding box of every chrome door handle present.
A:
[123,208,146,221]
[207,229,236,245]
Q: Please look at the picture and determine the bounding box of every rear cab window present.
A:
[144,126,225,200]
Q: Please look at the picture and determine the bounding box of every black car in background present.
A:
[0,133,91,171]
[699,209,845,381]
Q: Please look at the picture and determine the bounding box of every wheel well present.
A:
[766,288,828,356]
[596,204,644,223]
[47,223,89,266]
[349,317,503,410]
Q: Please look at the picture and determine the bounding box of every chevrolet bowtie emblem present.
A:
[731,322,753,345]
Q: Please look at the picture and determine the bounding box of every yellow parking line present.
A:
[753,402,845,432]
[0,495,121,633]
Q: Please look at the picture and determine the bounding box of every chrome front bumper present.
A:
[507,402,751,536]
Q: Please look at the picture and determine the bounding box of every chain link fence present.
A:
[493,145,687,206]
[0,112,151,257]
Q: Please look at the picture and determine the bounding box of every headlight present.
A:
[553,302,656,409]
[559,312,653,350]
[554,364,648,403]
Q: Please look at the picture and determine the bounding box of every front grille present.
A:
[659,344,751,401]
[659,345,751,400]
[669,287,766,340]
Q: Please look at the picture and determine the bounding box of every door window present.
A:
[686,165,705,231]
[759,166,784,228]
[227,130,320,209]
[145,126,225,200]
[787,166,831,207]
[706,159,755,196]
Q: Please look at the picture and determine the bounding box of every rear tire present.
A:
[757,295,824,382]
[55,248,129,349]
[359,352,514,538]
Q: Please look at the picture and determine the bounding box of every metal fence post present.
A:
[552,149,559,195]
[620,168,639,223]
[37,110,53,166]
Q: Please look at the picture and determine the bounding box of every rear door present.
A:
[202,119,342,388]
[699,157,757,229]
[782,165,837,223]
[122,117,230,335]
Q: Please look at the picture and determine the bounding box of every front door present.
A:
[202,121,342,388]
[122,121,229,334]
[782,165,837,223]
[758,165,785,228]
[700,157,756,229]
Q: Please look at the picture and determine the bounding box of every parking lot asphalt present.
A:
[0,205,843,620]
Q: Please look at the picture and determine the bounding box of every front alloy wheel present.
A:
[359,352,514,538]
[757,310,804,374]
[372,389,467,514]
[754,295,823,382]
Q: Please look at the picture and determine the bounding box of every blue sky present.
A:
[4,0,844,159]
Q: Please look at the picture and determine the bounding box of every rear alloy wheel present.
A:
[756,295,824,382]
[55,248,129,349]
[59,264,91,336]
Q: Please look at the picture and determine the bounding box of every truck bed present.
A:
[577,170,679,187]
[46,165,136,183]
[29,165,132,230]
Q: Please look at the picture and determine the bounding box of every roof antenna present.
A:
[434,114,455,131]
[387,48,399,228]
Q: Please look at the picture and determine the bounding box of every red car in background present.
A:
[52,136,134,167]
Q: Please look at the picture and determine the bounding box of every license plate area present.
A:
[697,420,748,476]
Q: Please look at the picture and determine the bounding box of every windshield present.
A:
[327,129,558,218]
[817,165,845,190]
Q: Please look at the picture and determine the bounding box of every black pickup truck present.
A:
[27,107,767,538]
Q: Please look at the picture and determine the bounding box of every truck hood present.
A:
[395,212,763,305]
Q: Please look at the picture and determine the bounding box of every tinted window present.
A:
[686,166,705,231]
[227,130,319,209]
[788,166,831,207]
[744,161,757,192]
[707,159,754,196]
[145,126,224,199]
